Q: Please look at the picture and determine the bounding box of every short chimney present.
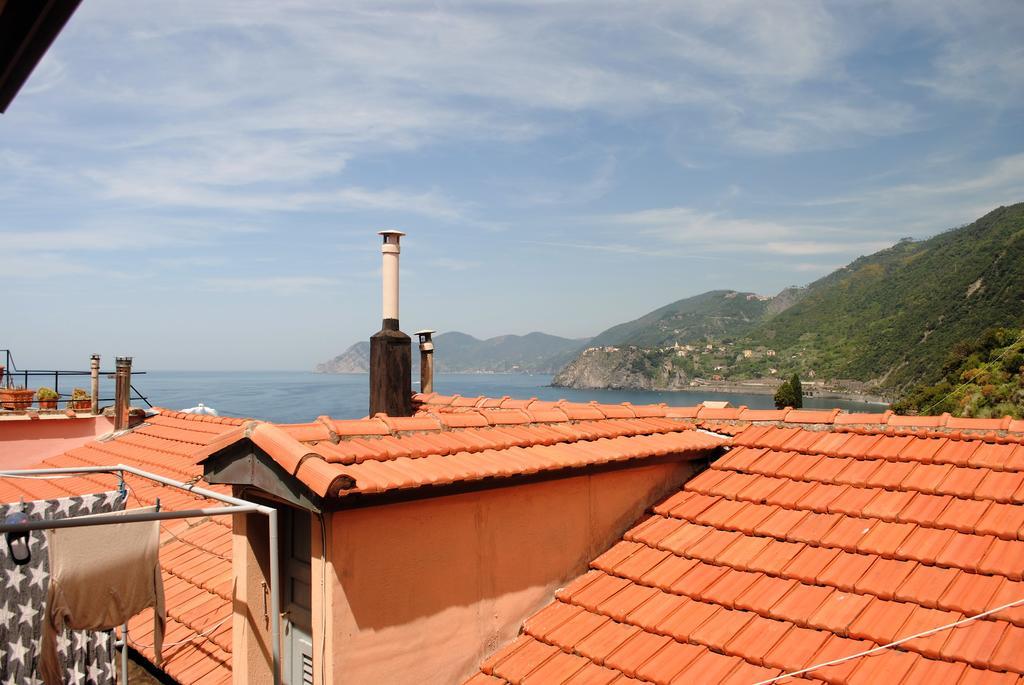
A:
[369,231,413,417]
[416,330,435,394]
[114,356,132,430]
[90,354,100,415]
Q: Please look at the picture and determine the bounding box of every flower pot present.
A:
[1,388,35,410]
[38,399,58,409]
[71,398,91,410]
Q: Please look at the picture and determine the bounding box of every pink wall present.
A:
[314,460,702,684]
[0,414,115,469]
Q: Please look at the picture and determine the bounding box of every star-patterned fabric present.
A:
[1,491,126,685]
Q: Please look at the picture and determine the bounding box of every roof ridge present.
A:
[151,406,250,426]
[414,394,1024,437]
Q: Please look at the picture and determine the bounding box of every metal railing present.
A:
[0,349,150,410]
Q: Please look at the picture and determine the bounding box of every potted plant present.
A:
[36,387,59,409]
[0,386,35,410]
[70,387,91,410]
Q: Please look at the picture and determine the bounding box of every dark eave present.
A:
[203,438,326,513]
[0,0,82,113]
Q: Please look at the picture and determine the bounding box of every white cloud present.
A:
[583,206,897,260]
[200,276,338,294]
[762,241,893,256]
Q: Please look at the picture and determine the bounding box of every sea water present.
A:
[124,371,886,424]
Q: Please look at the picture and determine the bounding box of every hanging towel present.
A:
[39,506,166,685]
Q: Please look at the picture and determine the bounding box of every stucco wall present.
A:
[232,504,275,685]
[0,414,115,469]
[315,460,702,684]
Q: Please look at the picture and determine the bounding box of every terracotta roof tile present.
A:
[524,601,583,641]
[633,640,704,683]
[603,630,671,677]
[671,649,743,683]
[975,502,1024,539]
[939,620,1008,668]
[546,611,611,650]
[846,650,920,685]
[975,470,1024,503]
[861,488,917,522]
[941,571,1005,615]
[624,591,688,633]
[719,660,781,685]
[735,575,799,615]
[753,507,808,538]
[989,623,1024,672]
[561,662,620,685]
[575,620,641,666]
[490,636,560,681]
[855,558,917,600]
[959,666,1021,685]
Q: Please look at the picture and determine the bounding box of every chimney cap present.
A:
[378,229,406,239]
[414,329,436,336]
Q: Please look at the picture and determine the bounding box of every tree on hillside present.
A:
[774,381,796,409]
[774,373,804,410]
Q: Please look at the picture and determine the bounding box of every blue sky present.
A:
[3,0,1023,370]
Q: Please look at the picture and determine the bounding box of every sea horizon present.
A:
[112,370,887,424]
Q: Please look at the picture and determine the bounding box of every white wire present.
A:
[126,615,231,650]
[750,596,1024,685]
[921,329,1024,415]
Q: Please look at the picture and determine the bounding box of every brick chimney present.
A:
[369,230,412,417]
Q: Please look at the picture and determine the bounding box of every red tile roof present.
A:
[468,417,1024,684]
[202,394,730,499]
[0,409,246,685]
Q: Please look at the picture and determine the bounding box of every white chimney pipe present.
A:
[378,230,405,323]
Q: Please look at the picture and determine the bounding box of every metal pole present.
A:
[268,508,282,685]
[0,504,261,533]
[122,622,129,684]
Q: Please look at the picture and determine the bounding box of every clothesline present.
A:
[0,464,283,685]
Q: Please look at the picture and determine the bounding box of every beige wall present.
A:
[314,460,702,684]
[0,414,115,469]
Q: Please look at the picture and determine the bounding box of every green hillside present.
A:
[894,327,1024,418]
[590,290,780,348]
[743,203,1024,390]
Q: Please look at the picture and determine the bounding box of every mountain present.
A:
[554,203,1024,394]
[315,331,588,375]
[315,342,371,374]
[588,289,792,348]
